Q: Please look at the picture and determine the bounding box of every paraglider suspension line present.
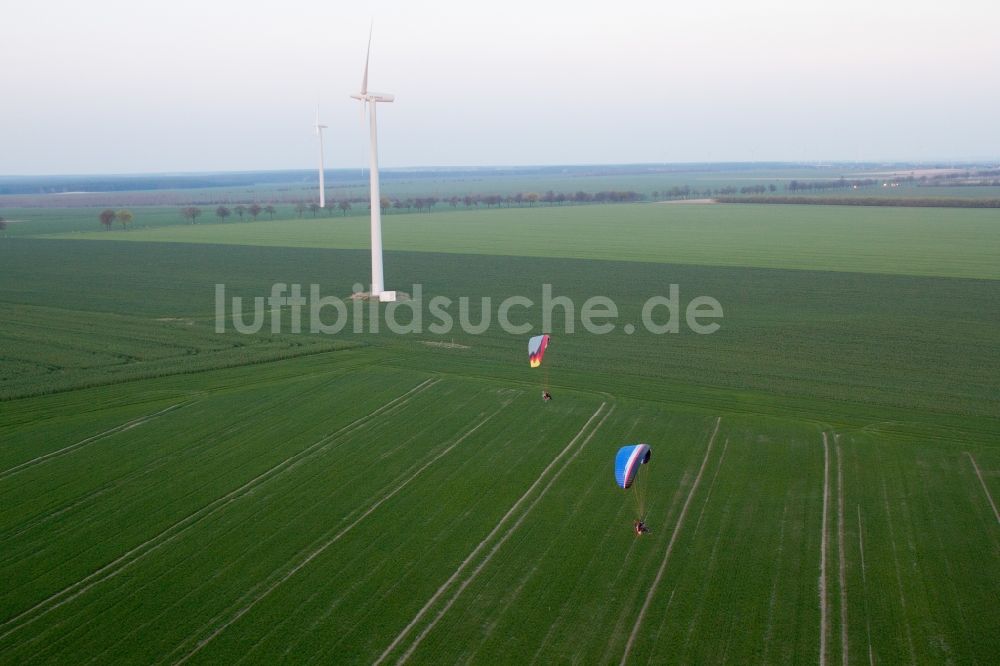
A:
[632,470,648,522]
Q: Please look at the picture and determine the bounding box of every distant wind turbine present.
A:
[315,107,327,209]
[350,27,395,301]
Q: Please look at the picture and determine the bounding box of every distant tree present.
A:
[0,216,6,232]
[338,200,351,216]
[99,208,116,231]
[308,203,320,217]
[292,202,305,217]
[413,198,425,213]
[554,192,567,205]
[462,195,477,208]
[264,204,276,219]
[234,204,246,221]
[448,196,459,208]
[524,192,540,206]
[425,196,438,211]
[393,199,404,213]
[180,206,201,224]
[115,209,134,231]
[768,184,777,193]
[380,196,391,214]
[248,203,262,220]
[215,205,231,222]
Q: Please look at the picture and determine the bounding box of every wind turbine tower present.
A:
[350,29,396,301]
[315,107,327,209]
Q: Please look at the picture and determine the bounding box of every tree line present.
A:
[716,196,1000,208]
[786,178,882,192]
[159,190,649,226]
[179,204,279,223]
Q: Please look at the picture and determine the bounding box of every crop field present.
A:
[47,202,1000,279]
[2,352,996,663]
[1,197,999,662]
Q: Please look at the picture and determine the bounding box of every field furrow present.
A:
[0,401,188,480]
[376,402,611,664]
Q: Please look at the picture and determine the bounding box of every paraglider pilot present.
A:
[542,391,552,402]
[634,519,649,536]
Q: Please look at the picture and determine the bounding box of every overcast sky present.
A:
[2,0,998,175]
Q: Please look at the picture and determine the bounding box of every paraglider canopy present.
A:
[615,444,651,489]
[528,334,550,368]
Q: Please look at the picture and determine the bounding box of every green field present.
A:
[2,198,999,662]
[47,203,1000,279]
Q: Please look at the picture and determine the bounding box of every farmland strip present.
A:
[619,416,721,666]
[0,378,438,642]
[836,438,848,666]
[87,379,472,664]
[881,480,916,662]
[0,402,188,480]
[396,406,614,665]
[857,505,874,666]
[171,398,514,664]
[819,432,830,666]
[965,452,1000,524]
[0,485,114,543]
[692,437,730,536]
[762,501,791,663]
[377,402,610,665]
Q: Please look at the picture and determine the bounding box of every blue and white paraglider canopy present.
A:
[614,444,651,489]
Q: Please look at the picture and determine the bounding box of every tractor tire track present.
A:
[819,432,830,666]
[0,402,189,480]
[881,479,916,662]
[965,452,1000,524]
[857,505,874,666]
[836,438,848,666]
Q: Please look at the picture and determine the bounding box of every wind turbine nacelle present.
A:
[352,93,395,103]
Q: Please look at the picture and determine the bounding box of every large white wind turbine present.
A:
[315,107,327,209]
[350,29,395,301]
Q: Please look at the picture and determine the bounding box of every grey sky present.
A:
[2,0,997,175]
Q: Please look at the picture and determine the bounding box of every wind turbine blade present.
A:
[360,23,372,95]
